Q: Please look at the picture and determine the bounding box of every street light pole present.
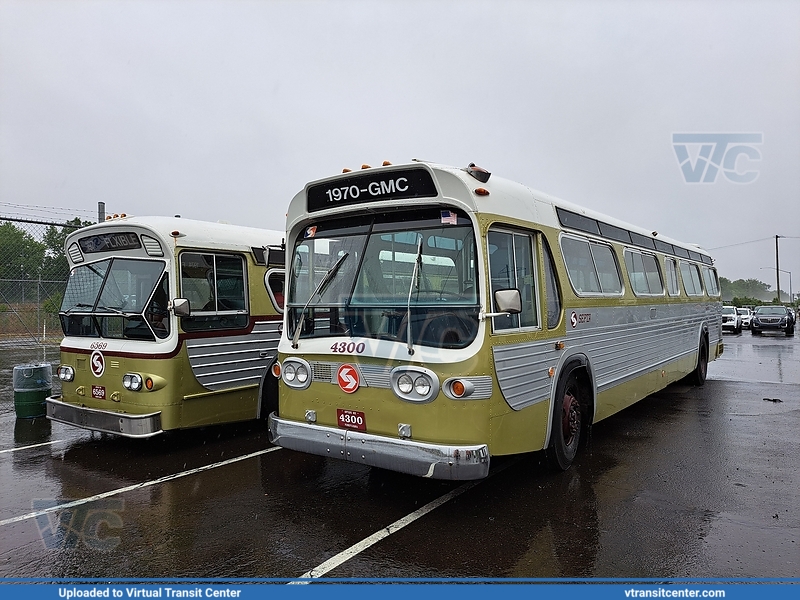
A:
[761,267,792,304]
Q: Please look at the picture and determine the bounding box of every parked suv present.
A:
[721,306,742,334]
[751,305,795,336]
[737,307,752,329]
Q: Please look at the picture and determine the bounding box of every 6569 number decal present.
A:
[330,341,366,354]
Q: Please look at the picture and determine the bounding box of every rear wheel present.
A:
[546,371,585,471]
[689,338,708,386]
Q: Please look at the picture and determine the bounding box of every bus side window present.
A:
[488,229,539,331]
[180,252,248,331]
[541,236,562,329]
[665,258,681,296]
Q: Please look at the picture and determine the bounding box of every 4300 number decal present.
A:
[330,341,366,354]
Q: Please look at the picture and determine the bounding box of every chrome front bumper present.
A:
[46,396,162,438]
[268,413,490,480]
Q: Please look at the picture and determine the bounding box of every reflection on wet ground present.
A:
[1,337,798,579]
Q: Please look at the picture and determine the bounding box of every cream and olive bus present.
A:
[46,215,286,437]
[268,161,722,479]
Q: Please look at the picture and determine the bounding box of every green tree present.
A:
[719,277,772,302]
[0,222,46,280]
[40,217,94,281]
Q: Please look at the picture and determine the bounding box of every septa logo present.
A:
[336,364,360,394]
[90,350,105,377]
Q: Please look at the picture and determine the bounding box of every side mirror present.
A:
[494,289,522,314]
[171,298,191,317]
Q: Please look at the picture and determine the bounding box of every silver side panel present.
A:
[493,302,721,411]
[186,320,281,391]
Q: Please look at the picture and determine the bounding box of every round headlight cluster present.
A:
[390,367,439,403]
[280,359,312,389]
[57,365,75,382]
[122,373,143,391]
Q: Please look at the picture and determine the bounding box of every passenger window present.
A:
[560,236,622,295]
[679,261,704,296]
[180,252,248,331]
[665,258,680,296]
[488,229,539,331]
[624,249,664,295]
[702,266,720,297]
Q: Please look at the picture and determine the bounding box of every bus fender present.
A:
[544,352,596,451]
[257,358,280,420]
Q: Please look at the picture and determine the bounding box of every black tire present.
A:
[545,369,586,471]
[689,338,708,386]
[752,329,761,335]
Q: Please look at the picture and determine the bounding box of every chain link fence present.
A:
[0,217,95,349]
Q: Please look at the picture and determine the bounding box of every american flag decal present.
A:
[440,210,458,225]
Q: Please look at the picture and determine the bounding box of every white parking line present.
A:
[293,480,481,581]
[293,459,516,581]
[0,440,66,454]
[0,446,282,527]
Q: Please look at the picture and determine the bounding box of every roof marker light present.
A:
[342,168,352,173]
[361,164,371,169]
[382,160,392,166]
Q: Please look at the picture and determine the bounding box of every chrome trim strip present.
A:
[45,397,162,438]
[268,414,490,481]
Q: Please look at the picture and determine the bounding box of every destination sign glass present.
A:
[78,232,142,254]
[307,167,438,212]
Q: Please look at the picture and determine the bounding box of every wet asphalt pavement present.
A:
[0,332,797,579]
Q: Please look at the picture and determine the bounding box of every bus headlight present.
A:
[397,374,414,394]
[57,366,75,382]
[390,367,439,403]
[123,373,143,391]
[281,358,312,390]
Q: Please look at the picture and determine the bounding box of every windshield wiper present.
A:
[291,252,349,349]
[95,304,135,317]
[62,303,95,315]
[406,236,423,355]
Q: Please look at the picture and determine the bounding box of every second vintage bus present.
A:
[47,215,286,437]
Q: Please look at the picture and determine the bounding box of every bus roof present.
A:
[66,215,284,254]
[289,160,713,264]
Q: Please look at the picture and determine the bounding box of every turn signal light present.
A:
[451,380,466,398]
[271,362,281,378]
[474,188,490,196]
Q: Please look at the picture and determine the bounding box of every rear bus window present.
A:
[680,261,704,296]
[702,266,720,297]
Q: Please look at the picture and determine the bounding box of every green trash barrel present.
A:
[13,363,52,419]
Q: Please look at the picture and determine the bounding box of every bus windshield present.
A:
[287,209,479,349]
[60,258,168,340]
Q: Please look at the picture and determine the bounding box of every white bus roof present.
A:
[66,215,284,253]
[289,161,712,263]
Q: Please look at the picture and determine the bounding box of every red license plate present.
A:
[337,409,366,431]
[91,385,106,399]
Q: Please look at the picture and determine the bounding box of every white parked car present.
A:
[737,307,752,329]
[722,306,742,334]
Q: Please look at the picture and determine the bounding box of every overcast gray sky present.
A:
[1,0,798,289]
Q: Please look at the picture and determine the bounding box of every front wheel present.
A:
[545,371,586,471]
